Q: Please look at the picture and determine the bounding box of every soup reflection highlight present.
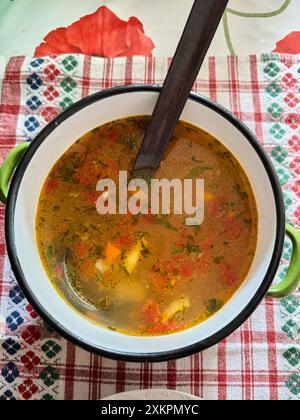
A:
[36,116,258,336]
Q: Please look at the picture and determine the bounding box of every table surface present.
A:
[0,0,300,60]
[0,53,299,400]
[0,0,299,401]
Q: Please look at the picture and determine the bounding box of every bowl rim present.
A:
[5,84,285,362]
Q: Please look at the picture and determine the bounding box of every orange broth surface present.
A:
[36,116,258,336]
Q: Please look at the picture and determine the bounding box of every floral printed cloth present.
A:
[1,0,300,59]
[0,54,299,400]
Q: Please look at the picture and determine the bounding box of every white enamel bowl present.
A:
[3,85,297,362]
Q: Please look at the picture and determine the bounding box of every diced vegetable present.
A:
[116,235,134,247]
[207,298,223,314]
[220,263,237,286]
[105,242,121,262]
[142,299,160,323]
[162,297,190,323]
[123,239,148,274]
[150,271,169,292]
[95,259,110,274]
[114,281,146,303]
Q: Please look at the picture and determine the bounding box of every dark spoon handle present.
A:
[134,0,229,171]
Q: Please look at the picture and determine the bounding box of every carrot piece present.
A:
[142,299,160,323]
[105,242,121,262]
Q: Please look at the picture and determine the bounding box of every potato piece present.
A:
[95,259,110,274]
[114,281,146,304]
[123,240,144,274]
[162,297,190,323]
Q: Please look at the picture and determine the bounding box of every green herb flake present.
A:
[118,136,136,150]
[207,299,223,314]
[213,256,224,265]
[154,216,178,232]
[186,165,213,178]
[186,242,201,254]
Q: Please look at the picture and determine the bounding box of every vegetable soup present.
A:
[36,116,258,336]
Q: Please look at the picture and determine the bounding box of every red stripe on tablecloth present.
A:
[249,55,264,143]
[140,362,151,389]
[192,353,201,397]
[102,58,113,90]
[147,57,156,84]
[265,298,279,400]
[90,354,101,400]
[241,320,254,400]
[249,317,255,399]
[125,57,133,86]
[0,56,24,302]
[218,340,227,400]
[81,55,92,98]
[64,341,76,400]
[88,352,93,400]
[227,56,242,119]
[0,56,25,148]
[208,57,217,102]
[167,360,177,390]
[115,361,126,394]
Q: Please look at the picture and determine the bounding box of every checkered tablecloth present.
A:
[0,54,299,400]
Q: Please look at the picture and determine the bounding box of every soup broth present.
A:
[36,116,258,336]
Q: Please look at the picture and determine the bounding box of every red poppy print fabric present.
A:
[273,32,300,54]
[35,6,155,58]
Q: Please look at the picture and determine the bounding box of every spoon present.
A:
[61,248,97,312]
[134,0,229,171]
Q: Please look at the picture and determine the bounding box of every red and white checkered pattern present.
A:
[0,54,298,400]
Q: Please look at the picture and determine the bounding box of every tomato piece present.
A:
[220,263,237,286]
[150,271,169,292]
[142,299,160,323]
[73,242,91,258]
[44,178,59,194]
[223,216,243,238]
[179,263,194,279]
[116,235,134,247]
[147,320,185,335]
[76,164,99,186]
